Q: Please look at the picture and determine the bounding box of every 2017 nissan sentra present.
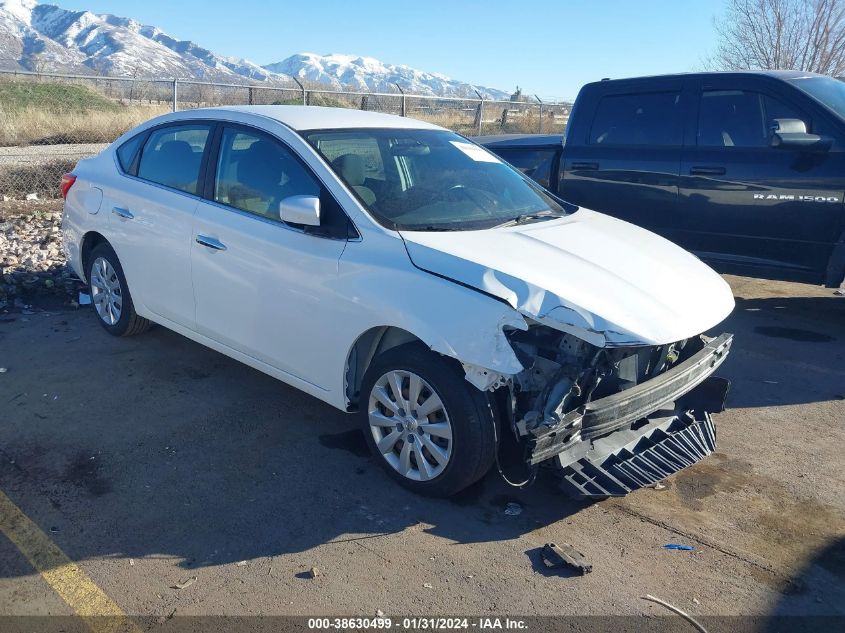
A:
[61,106,735,497]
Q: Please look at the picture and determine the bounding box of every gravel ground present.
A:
[0,144,105,167]
[0,200,83,311]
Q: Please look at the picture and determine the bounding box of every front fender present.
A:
[335,236,527,390]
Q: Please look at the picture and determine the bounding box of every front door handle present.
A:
[195,235,227,251]
[111,207,134,219]
[689,166,726,176]
[571,161,599,171]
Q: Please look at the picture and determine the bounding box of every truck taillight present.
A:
[60,173,77,199]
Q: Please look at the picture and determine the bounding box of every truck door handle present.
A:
[195,235,227,251]
[689,166,726,176]
[571,162,599,171]
[111,207,134,219]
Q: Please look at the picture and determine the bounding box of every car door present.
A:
[559,80,689,240]
[679,77,845,283]
[191,124,352,388]
[107,122,213,328]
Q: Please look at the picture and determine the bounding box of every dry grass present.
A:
[0,105,169,146]
[0,158,78,199]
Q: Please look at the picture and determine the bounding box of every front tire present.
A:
[360,343,496,497]
[87,242,151,337]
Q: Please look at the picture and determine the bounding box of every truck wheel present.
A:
[87,242,151,337]
[360,343,496,497]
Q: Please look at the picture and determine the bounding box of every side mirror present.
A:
[279,195,320,226]
[769,118,832,151]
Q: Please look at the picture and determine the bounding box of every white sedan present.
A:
[62,106,735,497]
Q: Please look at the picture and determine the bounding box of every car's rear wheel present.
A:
[360,343,496,497]
[87,242,151,337]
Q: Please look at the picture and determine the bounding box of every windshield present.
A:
[788,76,845,120]
[304,128,574,231]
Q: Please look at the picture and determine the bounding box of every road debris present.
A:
[541,542,592,575]
[129,559,135,566]
[171,576,197,590]
[78,292,91,305]
[0,368,7,373]
[641,594,708,633]
[307,567,320,578]
[663,543,695,551]
[423,582,433,589]
[235,560,247,567]
[503,502,522,516]
[649,481,667,490]
[376,610,385,617]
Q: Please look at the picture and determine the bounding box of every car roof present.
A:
[197,105,445,131]
[474,134,564,148]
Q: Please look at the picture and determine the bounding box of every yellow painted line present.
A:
[0,489,143,633]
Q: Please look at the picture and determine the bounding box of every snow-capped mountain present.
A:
[0,0,512,98]
[0,0,278,81]
[265,53,511,100]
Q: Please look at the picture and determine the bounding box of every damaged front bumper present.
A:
[520,333,733,496]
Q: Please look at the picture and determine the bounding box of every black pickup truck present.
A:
[478,71,845,287]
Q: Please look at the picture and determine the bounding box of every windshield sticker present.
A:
[450,141,501,163]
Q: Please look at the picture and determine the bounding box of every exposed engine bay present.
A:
[492,324,733,496]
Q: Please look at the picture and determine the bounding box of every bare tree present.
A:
[714,0,845,76]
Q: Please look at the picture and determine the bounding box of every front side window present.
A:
[214,128,320,220]
[494,149,556,189]
[697,90,806,147]
[305,128,572,231]
[137,125,210,194]
[589,92,683,146]
[788,75,845,120]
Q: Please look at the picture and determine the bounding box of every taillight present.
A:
[60,173,77,199]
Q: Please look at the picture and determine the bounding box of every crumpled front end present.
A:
[494,323,732,497]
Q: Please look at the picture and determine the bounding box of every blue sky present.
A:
[48,0,726,101]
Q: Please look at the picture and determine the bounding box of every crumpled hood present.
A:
[399,209,734,347]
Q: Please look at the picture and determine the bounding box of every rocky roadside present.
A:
[1,200,85,313]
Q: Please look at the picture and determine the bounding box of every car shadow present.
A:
[0,315,590,578]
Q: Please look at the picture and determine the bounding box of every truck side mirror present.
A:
[769,118,832,152]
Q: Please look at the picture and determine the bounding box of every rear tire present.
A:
[359,343,496,497]
[87,242,151,337]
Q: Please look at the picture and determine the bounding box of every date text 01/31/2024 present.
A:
[307,618,528,630]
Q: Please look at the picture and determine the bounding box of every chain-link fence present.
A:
[0,69,570,201]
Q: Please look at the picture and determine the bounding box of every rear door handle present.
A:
[571,162,599,171]
[195,235,227,251]
[111,207,134,219]
[689,166,726,176]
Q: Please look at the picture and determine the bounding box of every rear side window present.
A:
[495,149,556,189]
[137,125,211,195]
[697,90,808,147]
[116,134,144,174]
[589,92,683,146]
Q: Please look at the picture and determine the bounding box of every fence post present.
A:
[474,90,484,135]
[172,78,178,112]
[291,76,306,105]
[395,83,406,116]
[248,87,255,105]
[535,95,543,134]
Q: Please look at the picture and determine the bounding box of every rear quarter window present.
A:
[116,134,145,174]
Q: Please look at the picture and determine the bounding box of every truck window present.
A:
[495,149,556,189]
[697,90,806,147]
[589,92,682,146]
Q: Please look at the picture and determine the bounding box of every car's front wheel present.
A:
[360,343,496,497]
[87,242,151,337]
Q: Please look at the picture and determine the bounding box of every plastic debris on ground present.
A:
[78,292,91,305]
[172,576,197,590]
[663,543,695,551]
[503,502,522,516]
[541,542,592,575]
